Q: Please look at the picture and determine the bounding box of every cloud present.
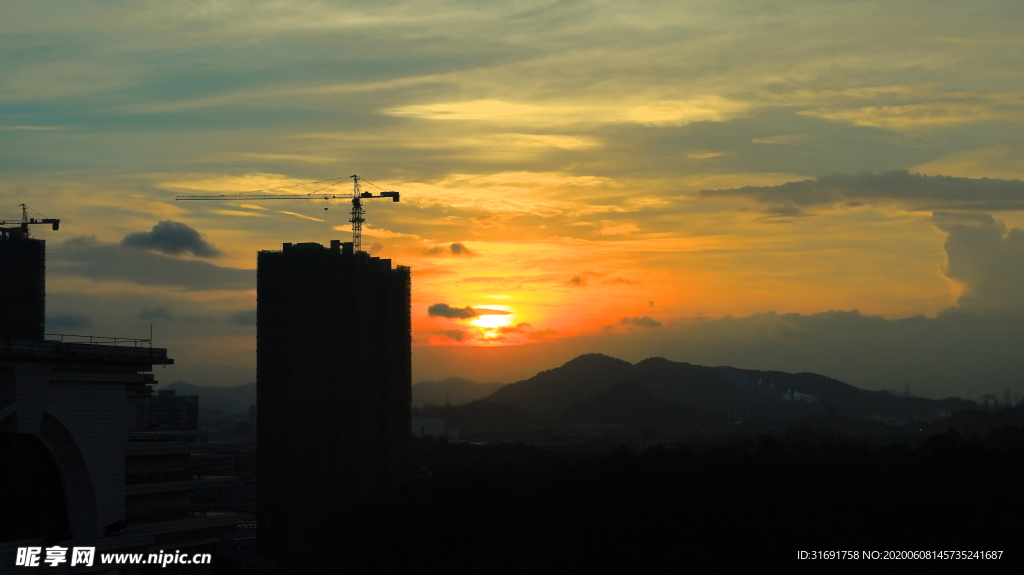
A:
[598,224,639,235]
[427,303,512,319]
[473,308,513,316]
[385,98,749,129]
[603,277,636,285]
[700,171,1024,212]
[436,329,466,342]
[526,328,558,341]
[121,220,223,257]
[226,309,257,326]
[427,303,476,319]
[63,235,98,249]
[798,103,1021,131]
[50,242,254,291]
[627,97,750,127]
[751,134,811,145]
[424,242,474,256]
[138,306,214,324]
[498,322,532,334]
[912,146,1024,180]
[568,276,586,286]
[621,316,662,328]
[140,306,174,321]
[934,213,1024,313]
[385,100,552,122]
[46,314,93,331]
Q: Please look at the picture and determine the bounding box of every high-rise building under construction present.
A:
[0,226,46,340]
[256,240,411,558]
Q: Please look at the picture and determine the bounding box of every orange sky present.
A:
[4,0,1024,398]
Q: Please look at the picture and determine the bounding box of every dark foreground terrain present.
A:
[245,422,1024,572]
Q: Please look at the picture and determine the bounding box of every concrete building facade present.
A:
[137,389,199,431]
[0,228,238,574]
[256,240,411,559]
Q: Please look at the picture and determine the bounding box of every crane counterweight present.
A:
[0,204,60,238]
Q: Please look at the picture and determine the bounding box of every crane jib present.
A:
[174,175,400,253]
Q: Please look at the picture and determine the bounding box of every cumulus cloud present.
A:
[121,220,223,257]
[700,171,1024,212]
[934,213,1024,313]
[621,316,662,328]
[427,303,512,319]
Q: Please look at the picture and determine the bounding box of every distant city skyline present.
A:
[3,1,1024,398]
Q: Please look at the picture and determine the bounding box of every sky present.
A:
[3,0,1024,400]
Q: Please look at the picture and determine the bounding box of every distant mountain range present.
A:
[412,377,506,408]
[168,353,969,427]
[483,353,961,421]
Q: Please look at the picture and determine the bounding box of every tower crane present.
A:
[175,174,399,253]
[0,204,60,238]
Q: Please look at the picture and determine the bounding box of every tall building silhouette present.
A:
[1,226,238,570]
[0,226,46,340]
[256,240,411,558]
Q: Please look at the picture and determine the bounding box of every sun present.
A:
[471,314,514,329]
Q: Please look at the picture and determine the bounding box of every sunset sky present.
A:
[4,1,1024,399]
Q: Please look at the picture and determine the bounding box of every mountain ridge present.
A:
[485,353,959,420]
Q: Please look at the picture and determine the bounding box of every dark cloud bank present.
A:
[701,170,1024,215]
[428,303,512,319]
[50,235,253,291]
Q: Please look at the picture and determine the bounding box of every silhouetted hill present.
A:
[412,377,506,408]
[487,353,958,421]
[488,353,634,415]
[563,381,728,431]
[160,381,256,416]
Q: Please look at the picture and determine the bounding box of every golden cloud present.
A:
[798,103,1023,130]
[598,224,640,235]
[627,97,750,126]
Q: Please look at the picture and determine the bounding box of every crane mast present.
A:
[175,174,398,252]
[350,175,366,253]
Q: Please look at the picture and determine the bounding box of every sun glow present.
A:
[471,314,514,329]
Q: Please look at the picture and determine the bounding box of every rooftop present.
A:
[0,338,173,365]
